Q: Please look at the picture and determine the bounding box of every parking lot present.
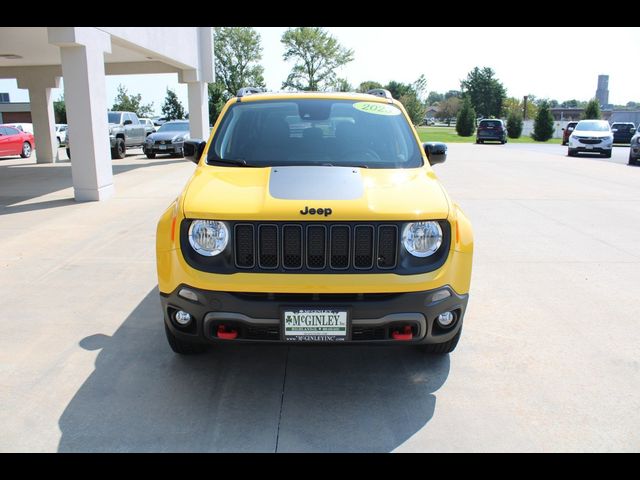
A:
[1,143,638,452]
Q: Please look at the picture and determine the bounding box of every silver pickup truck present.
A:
[66,111,147,160]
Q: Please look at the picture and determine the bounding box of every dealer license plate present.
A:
[283,308,348,342]
[159,144,167,150]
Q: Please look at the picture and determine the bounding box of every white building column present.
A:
[187,81,209,140]
[48,27,113,202]
[15,68,61,164]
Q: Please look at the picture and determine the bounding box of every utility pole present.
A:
[523,95,528,120]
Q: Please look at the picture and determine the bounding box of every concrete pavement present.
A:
[0,144,638,452]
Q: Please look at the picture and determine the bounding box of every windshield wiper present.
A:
[208,157,254,167]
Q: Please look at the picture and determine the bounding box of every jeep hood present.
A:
[182,166,450,221]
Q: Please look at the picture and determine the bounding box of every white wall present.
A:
[521,120,567,139]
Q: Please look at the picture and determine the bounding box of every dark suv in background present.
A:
[562,121,579,146]
[611,122,636,144]
[476,119,508,144]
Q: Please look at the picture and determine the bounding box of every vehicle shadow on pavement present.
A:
[57,287,449,452]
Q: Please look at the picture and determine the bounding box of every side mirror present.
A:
[423,142,447,166]
[184,139,207,164]
[561,128,565,131]
[123,119,132,126]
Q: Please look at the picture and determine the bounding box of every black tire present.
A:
[562,141,567,146]
[475,139,480,144]
[146,153,156,159]
[419,328,462,354]
[111,138,126,159]
[66,148,71,159]
[20,141,32,158]
[567,148,576,157]
[629,154,637,166]
[165,324,208,355]
[602,151,612,158]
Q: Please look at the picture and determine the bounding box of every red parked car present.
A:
[561,121,578,146]
[0,125,35,158]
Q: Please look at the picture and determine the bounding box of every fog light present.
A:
[178,288,198,302]
[174,310,192,326]
[437,311,455,328]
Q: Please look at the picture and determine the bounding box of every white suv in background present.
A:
[568,120,613,158]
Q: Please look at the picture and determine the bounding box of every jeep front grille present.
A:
[233,222,398,272]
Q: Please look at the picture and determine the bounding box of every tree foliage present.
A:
[111,84,154,118]
[214,27,265,97]
[460,67,507,118]
[532,101,554,141]
[426,91,444,105]
[356,81,383,93]
[436,97,461,126]
[54,94,66,124]
[207,81,229,127]
[161,88,185,120]
[582,98,602,120]
[334,78,352,92]
[281,27,354,91]
[456,97,476,137]
[506,110,523,138]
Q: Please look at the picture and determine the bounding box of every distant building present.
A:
[0,101,31,124]
[550,108,612,122]
[596,75,610,108]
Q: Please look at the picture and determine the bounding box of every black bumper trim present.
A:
[160,285,469,345]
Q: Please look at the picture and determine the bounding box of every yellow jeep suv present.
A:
[156,88,473,354]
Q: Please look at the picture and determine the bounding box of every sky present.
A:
[1,27,639,115]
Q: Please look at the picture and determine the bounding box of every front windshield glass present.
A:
[575,120,610,131]
[108,113,121,124]
[158,122,189,132]
[208,99,422,168]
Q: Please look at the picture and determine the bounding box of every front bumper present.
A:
[144,143,183,155]
[161,284,468,345]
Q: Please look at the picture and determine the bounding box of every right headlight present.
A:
[188,220,229,256]
[402,221,443,257]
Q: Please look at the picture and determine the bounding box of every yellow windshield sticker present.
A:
[353,102,401,116]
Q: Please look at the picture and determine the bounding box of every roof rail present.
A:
[236,87,264,99]
[367,88,393,100]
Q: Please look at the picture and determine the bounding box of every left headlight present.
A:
[188,220,229,256]
[173,136,184,143]
[402,221,443,257]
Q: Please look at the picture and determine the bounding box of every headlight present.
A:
[188,220,229,256]
[402,221,443,257]
[173,136,184,143]
[145,136,154,143]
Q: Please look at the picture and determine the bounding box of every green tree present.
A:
[207,81,229,127]
[582,98,602,120]
[436,97,461,126]
[561,99,579,108]
[384,80,413,100]
[426,91,444,105]
[400,93,426,126]
[214,27,265,97]
[532,101,554,141]
[356,81,383,93]
[161,88,185,120]
[53,94,66,124]
[111,84,154,118]
[445,90,462,99]
[506,110,523,139]
[460,67,507,118]
[456,97,476,137]
[281,27,354,91]
[334,78,352,92]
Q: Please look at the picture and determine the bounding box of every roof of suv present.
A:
[235,91,401,106]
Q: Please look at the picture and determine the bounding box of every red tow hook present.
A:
[217,325,238,340]
[392,325,413,341]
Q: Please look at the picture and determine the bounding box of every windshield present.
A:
[108,113,121,124]
[208,99,422,168]
[158,122,189,132]
[479,120,502,128]
[575,120,610,131]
